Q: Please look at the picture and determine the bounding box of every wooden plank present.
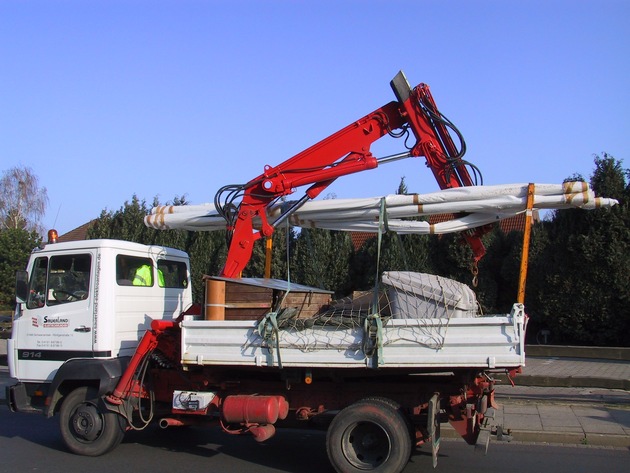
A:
[224,311,268,321]
[219,280,332,321]
[280,291,331,319]
[226,302,272,309]
[223,280,273,321]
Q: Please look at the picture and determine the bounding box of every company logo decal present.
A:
[42,316,69,328]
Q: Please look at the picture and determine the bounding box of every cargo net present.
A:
[270,271,480,352]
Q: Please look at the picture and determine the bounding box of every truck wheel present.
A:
[326,399,412,473]
[360,396,415,454]
[59,386,125,456]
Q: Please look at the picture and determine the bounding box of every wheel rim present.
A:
[70,403,104,442]
[341,421,391,469]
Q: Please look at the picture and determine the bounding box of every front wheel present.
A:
[59,386,126,456]
[326,399,412,473]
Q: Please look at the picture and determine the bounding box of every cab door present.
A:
[13,251,96,382]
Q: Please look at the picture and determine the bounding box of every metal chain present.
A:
[471,260,479,288]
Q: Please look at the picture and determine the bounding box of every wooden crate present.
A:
[224,282,273,320]
[204,276,333,321]
[281,290,333,319]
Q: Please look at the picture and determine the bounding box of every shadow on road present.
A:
[1,406,335,472]
[2,405,442,473]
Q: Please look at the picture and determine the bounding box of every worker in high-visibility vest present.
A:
[132,265,165,287]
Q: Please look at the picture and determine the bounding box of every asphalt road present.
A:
[2,405,629,473]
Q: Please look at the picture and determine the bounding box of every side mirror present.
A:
[16,270,29,302]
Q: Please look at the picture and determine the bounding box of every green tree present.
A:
[470,223,550,316]
[591,152,628,198]
[246,225,296,280]
[292,228,353,296]
[0,229,41,309]
[396,176,408,195]
[426,232,477,288]
[528,154,630,346]
[349,232,433,292]
[0,166,48,234]
[87,195,156,243]
[186,231,228,300]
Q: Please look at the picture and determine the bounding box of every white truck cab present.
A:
[7,238,193,415]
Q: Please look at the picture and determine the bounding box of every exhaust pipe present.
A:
[159,418,187,429]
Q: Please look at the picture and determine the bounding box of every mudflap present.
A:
[475,407,493,454]
[427,393,441,468]
[474,407,513,455]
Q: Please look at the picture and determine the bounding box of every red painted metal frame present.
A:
[403,85,474,189]
[221,78,482,278]
[105,319,178,405]
[446,374,496,444]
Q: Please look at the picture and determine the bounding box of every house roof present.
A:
[57,221,95,243]
[350,232,377,251]
[349,211,540,251]
[427,210,539,234]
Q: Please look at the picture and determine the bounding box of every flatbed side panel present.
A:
[180,311,525,369]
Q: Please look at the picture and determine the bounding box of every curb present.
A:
[440,425,630,448]
[494,374,630,391]
[526,345,630,361]
[507,430,630,448]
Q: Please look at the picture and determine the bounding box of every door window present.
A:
[157,259,188,288]
[115,255,188,288]
[27,257,48,309]
[26,254,92,308]
[116,255,154,286]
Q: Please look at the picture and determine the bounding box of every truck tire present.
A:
[326,399,412,473]
[360,396,415,453]
[59,386,125,456]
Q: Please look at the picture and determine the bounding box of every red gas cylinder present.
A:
[222,395,280,424]
[250,424,276,442]
[276,396,289,420]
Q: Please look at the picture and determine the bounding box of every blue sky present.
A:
[1,0,628,235]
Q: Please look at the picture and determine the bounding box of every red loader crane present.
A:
[216,70,486,278]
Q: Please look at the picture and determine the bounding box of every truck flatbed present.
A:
[180,303,526,370]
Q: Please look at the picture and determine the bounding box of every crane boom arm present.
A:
[219,71,484,278]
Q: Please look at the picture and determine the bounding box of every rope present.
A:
[373,197,387,292]
[256,311,283,369]
[363,312,384,367]
[364,198,387,367]
[257,218,294,370]
[277,217,292,308]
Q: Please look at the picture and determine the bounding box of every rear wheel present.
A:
[326,399,412,473]
[361,397,416,450]
[59,386,126,456]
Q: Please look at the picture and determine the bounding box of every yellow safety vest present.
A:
[132,265,153,286]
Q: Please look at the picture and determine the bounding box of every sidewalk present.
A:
[503,355,630,391]
[488,384,630,447]
[1,339,629,448]
[483,353,630,447]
